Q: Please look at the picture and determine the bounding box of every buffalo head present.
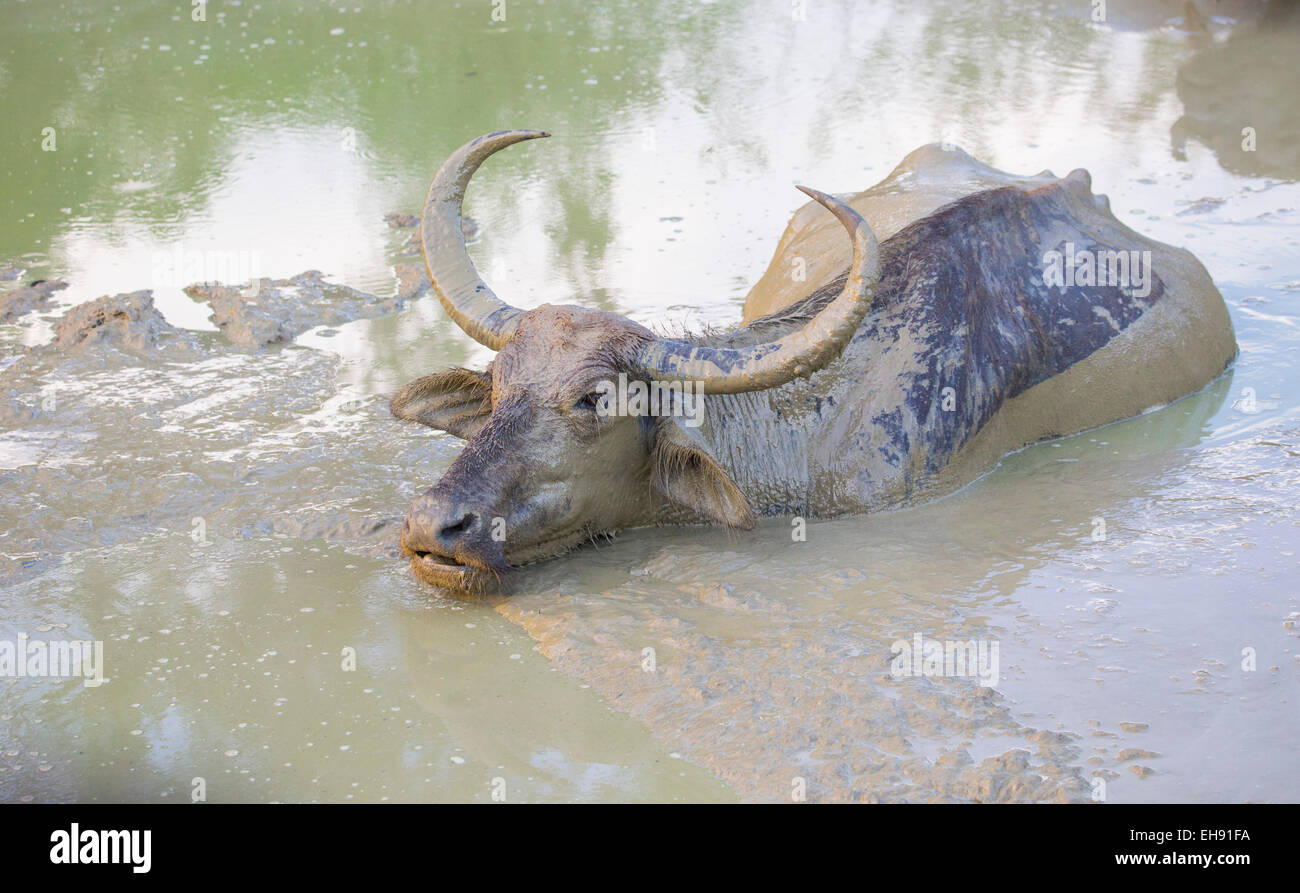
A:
[392,130,879,593]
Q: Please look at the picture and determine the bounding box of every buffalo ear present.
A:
[390,366,492,439]
[650,417,755,529]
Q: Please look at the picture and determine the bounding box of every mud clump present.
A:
[1,278,68,322]
[52,291,196,354]
[385,210,478,255]
[394,263,431,302]
[185,270,408,348]
[384,212,419,228]
[1177,196,1227,216]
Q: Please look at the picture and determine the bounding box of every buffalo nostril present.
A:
[438,513,477,542]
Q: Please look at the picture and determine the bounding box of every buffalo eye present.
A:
[574,391,604,411]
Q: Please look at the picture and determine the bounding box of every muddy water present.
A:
[3,0,1299,802]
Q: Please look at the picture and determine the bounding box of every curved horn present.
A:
[633,186,879,394]
[421,129,550,351]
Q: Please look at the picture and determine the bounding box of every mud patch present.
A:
[185,270,409,348]
[494,544,1091,803]
[393,262,431,302]
[384,212,420,229]
[385,210,477,255]
[0,278,67,322]
[0,340,424,586]
[51,290,200,355]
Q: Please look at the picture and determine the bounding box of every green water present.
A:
[2,0,1299,802]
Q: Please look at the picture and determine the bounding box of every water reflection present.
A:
[0,537,734,802]
[1172,2,1300,179]
[2,0,1299,803]
[5,0,1296,352]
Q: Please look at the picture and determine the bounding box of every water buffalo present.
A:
[392,130,1236,593]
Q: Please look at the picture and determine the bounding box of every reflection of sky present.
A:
[10,0,1300,348]
[592,10,1284,330]
[48,124,396,329]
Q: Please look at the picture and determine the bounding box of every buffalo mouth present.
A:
[406,550,506,595]
[403,527,601,595]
